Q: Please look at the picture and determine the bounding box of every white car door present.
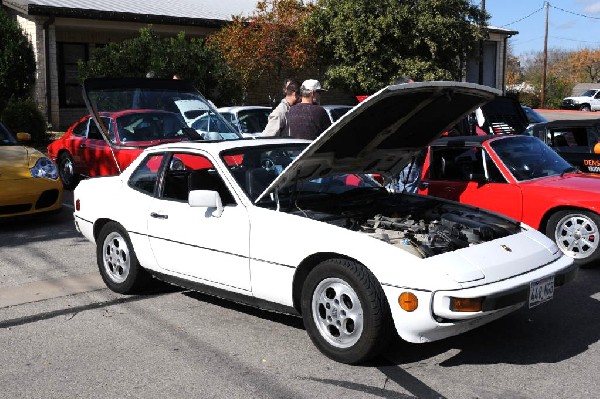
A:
[146,152,251,291]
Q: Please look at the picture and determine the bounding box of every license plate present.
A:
[529,275,555,308]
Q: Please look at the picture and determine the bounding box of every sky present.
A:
[482,0,600,56]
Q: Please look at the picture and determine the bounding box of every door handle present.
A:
[419,181,429,189]
[79,144,87,148]
[150,212,168,219]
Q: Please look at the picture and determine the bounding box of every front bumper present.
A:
[382,254,576,343]
[0,177,63,217]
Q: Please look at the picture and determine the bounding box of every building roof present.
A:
[5,2,521,36]
[485,25,518,36]
[4,0,258,26]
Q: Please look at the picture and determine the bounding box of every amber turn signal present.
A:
[398,292,418,312]
[450,297,483,312]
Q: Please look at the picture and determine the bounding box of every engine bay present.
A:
[290,192,522,258]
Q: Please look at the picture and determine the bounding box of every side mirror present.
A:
[16,132,31,142]
[188,189,223,217]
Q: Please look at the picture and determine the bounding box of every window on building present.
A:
[57,43,89,108]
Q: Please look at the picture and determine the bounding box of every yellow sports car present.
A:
[0,122,62,218]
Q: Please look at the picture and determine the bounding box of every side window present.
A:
[430,148,479,181]
[430,147,506,183]
[161,152,236,205]
[221,112,234,124]
[549,128,588,152]
[483,150,506,183]
[87,121,104,140]
[129,154,165,195]
[72,120,88,137]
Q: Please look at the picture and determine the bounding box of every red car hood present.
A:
[526,172,600,193]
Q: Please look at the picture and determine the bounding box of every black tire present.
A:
[96,222,152,294]
[58,152,78,190]
[301,258,393,364]
[579,104,591,112]
[546,210,600,266]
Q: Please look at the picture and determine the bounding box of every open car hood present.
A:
[256,81,499,202]
[82,78,241,145]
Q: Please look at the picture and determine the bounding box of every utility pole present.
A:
[541,1,549,108]
[478,0,486,85]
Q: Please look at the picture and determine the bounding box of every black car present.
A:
[524,119,600,173]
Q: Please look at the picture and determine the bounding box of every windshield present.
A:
[0,123,18,146]
[221,144,382,203]
[327,106,352,122]
[489,136,573,181]
[83,78,241,142]
[581,90,597,97]
[115,111,189,144]
[235,109,271,133]
[522,107,547,124]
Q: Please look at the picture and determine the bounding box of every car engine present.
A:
[291,194,521,258]
[361,212,503,258]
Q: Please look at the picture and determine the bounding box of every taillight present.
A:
[75,199,80,211]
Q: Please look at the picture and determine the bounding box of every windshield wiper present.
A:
[560,166,579,177]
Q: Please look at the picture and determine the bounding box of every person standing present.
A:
[287,79,331,140]
[262,79,300,137]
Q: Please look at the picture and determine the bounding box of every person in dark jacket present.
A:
[287,79,331,140]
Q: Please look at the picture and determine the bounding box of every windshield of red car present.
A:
[84,79,241,142]
[490,136,573,181]
[115,111,190,143]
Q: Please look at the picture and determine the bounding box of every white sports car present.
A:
[74,81,576,364]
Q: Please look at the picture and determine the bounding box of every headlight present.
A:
[30,157,59,180]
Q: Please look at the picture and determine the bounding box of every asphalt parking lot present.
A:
[2,189,600,398]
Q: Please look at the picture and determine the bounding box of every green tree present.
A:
[208,0,318,104]
[0,9,36,113]
[78,27,237,104]
[517,49,573,109]
[307,0,487,94]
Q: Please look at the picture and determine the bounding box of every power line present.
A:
[550,36,600,45]
[551,5,600,20]
[498,3,600,29]
[499,6,544,27]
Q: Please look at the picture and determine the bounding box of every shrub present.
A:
[0,9,36,113]
[0,98,48,144]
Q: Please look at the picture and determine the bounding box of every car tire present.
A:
[546,210,600,266]
[58,153,78,190]
[97,222,152,294]
[301,258,393,364]
[579,104,591,112]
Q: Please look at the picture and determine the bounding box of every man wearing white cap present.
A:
[287,79,331,140]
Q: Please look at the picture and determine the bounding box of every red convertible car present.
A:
[47,78,241,189]
[418,134,600,266]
